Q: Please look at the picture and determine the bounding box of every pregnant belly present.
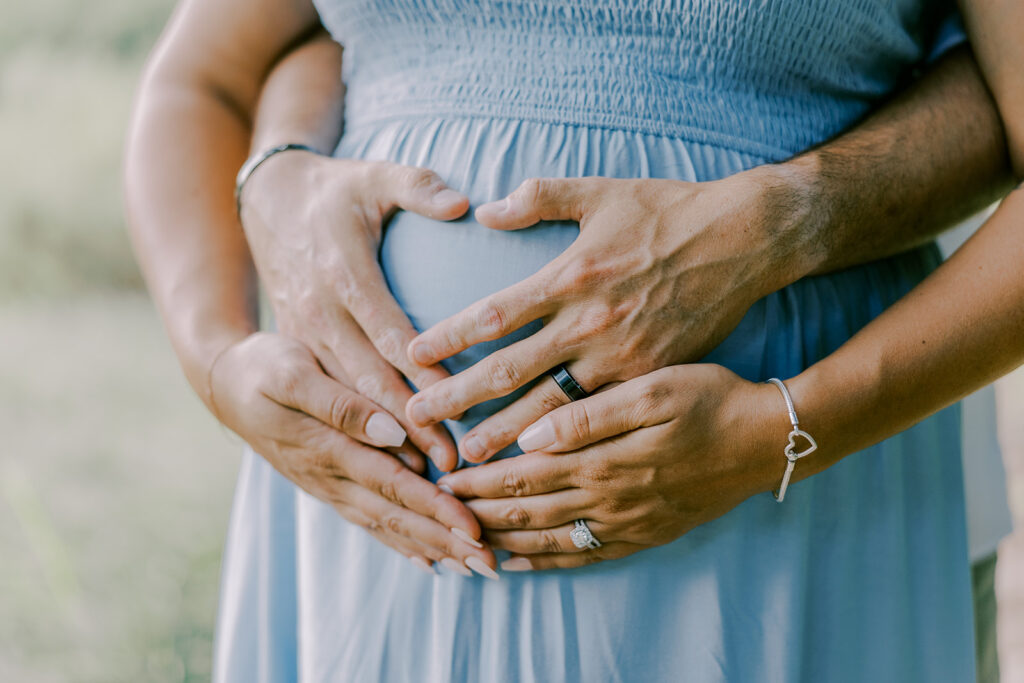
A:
[380,209,577,376]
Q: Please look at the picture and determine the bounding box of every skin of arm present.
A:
[791,0,1024,475]
[124,0,499,574]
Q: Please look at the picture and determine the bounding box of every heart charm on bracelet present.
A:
[784,428,818,461]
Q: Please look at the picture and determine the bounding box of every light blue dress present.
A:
[214,2,974,681]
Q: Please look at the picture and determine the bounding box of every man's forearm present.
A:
[756,45,1013,290]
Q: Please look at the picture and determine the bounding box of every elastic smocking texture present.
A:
[315,0,955,160]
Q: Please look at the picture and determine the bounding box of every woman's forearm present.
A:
[124,0,319,411]
[784,185,1024,480]
[248,30,344,155]
[751,45,1014,293]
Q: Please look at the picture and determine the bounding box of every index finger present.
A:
[407,269,558,367]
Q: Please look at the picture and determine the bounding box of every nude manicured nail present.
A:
[409,557,435,575]
[366,413,407,447]
[438,483,455,495]
[501,557,533,572]
[517,418,555,452]
[441,557,473,577]
[465,557,500,580]
[451,527,483,548]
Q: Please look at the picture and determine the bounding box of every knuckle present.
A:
[633,378,670,417]
[272,360,305,399]
[581,462,614,488]
[568,405,593,443]
[538,386,567,413]
[366,519,382,533]
[519,177,546,205]
[500,468,529,497]
[474,302,508,337]
[328,392,361,431]
[503,504,531,527]
[485,356,522,394]
[378,479,401,506]
[383,515,404,535]
[404,166,440,191]
[373,327,406,364]
[309,451,341,475]
[539,529,562,553]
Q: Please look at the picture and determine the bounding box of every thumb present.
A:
[379,163,469,221]
[475,177,593,230]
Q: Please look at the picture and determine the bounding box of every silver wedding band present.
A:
[551,365,588,402]
[570,519,602,550]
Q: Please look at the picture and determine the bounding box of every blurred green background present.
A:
[1,2,241,681]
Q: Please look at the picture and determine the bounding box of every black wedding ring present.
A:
[550,365,589,401]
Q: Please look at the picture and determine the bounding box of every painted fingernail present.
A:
[440,557,473,577]
[409,557,435,575]
[500,557,533,572]
[517,417,555,452]
[438,483,455,495]
[408,400,432,425]
[410,341,435,365]
[461,435,486,461]
[395,451,417,469]
[451,527,483,549]
[465,557,500,580]
[366,413,407,447]
[432,189,464,207]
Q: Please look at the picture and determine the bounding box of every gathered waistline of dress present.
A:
[342,104,796,162]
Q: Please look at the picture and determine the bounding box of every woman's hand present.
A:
[435,365,782,571]
[210,332,499,577]
[405,172,809,462]
[239,150,471,471]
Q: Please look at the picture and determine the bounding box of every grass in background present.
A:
[0,0,173,299]
[0,296,239,683]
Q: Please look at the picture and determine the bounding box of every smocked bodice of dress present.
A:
[313,0,952,159]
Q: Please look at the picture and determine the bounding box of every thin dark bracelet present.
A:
[234,143,319,216]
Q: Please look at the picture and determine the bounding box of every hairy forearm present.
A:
[753,45,1012,292]
[784,186,1024,479]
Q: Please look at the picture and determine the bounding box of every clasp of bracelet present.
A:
[766,378,817,502]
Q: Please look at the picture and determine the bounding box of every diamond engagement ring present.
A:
[570,519,602,549]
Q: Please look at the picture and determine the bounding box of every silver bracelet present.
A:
[765,378,818,503]
[234,143,318,216]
